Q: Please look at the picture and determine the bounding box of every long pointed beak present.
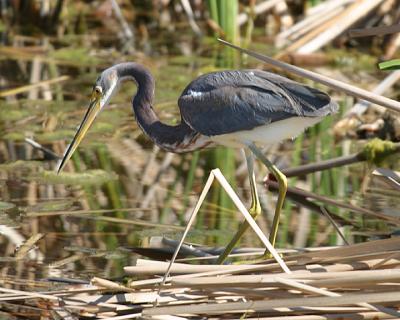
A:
[57,92,102,174]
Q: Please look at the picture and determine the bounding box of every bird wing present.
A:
[178,70,337,136]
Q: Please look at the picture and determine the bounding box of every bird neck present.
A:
[119,63,209,153]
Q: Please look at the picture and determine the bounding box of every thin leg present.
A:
[248,143,287,254]
[216,149,261,264]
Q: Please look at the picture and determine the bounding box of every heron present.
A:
[57,62,337,263]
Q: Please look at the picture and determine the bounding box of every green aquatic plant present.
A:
[362,138,396,166]
[29,200,74,212]
[0,160,41,171]
[0,201,16,211]
[378,59,400,71]
[37,129,77,142]
[0,106,31,122]
[50,47,102,66]
[206,0,239,240]
[32,169,117,186]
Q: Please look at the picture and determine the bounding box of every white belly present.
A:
[210,117,323,148]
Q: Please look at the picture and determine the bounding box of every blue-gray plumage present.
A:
[57,62,338,264]
[179,70,337,137]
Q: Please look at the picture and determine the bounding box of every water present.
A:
[1,36,399,281]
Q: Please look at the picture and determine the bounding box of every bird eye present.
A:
[94,86,102,95]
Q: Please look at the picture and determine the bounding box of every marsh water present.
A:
[1,26,400,283]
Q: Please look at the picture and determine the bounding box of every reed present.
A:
[308,0,322,6]
[206,0,239,242]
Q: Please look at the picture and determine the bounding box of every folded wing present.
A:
[178,70,337,136]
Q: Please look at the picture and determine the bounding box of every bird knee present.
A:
[249,202,262,217]
[276,171,288,191]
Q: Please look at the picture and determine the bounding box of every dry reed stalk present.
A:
[78,214,184,230]
[346,70,400,116]
[212,169,290,272]
[320,206,349,245]
[125,260,259,275]
[173,245,338,263]
[238,0,283,26]
[110,0,134,41]
[170,268,400,288]
[126,258,299,289]
[0,226,30,257]
[14,233,44,260]
[282,142,400,178]
[372,168,400,191]
[73,290,203,305]
[310,269,400,287]
[309,258,400,273]
[243,312,397,319]
[286,8,342,43]
[157,169,217,288]
[306,0,354,16]
[28,57,41,100]
[140,152,174,211]
[27,207,156,217]
[273,1,293,30]
[0,75,69,97]
[155,168,290,291]
[277,0,360,55]
[266,180,400,224]
[6,243,400,318]
[275,277,400,317]
[91,277,135,292]
[288,237,400,261]
[144,290,400,316]
[97,314,142,319]
[297,0,386,53]
[49,253,85,268]
[180,0,202,36]
[154,316,189,320]
[276,0,353,47]
[141,145,160,186]
[175,251,263,261]
[349,23,400,37]
[0,287,60,301]
[130,250,400,287]
[383,31,400,60]
[128,262,295,288]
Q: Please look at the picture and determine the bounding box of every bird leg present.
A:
[248,143,288,256]
[216,149,261,264]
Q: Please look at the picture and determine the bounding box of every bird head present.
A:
[56,68,119,174]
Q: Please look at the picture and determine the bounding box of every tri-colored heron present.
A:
[57,62,337,263]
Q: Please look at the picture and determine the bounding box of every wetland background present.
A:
[0,0,400,283]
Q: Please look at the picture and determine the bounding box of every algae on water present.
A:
[31,169,118,186]
[0,160,42,171]
[362,138,397,166]
[50,47,101,66]
[29,200,75,212]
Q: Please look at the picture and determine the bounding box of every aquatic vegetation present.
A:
[49,47,102,66]
[31,169,118,186]
[0,160,42,171]
[362,138,397,166]
[29,200,74,212]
